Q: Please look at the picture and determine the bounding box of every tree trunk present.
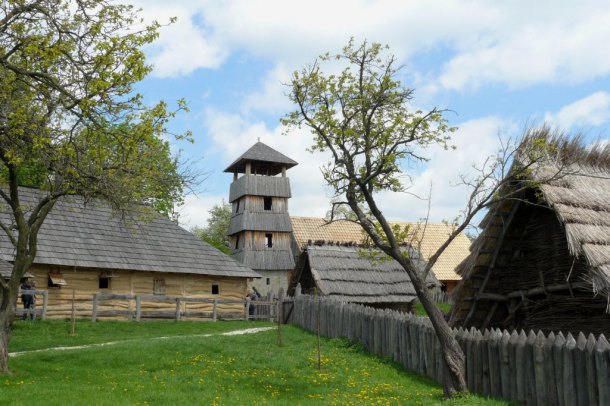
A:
[0,285,17,374]
[398,255,467,396]
[418,285,467,397]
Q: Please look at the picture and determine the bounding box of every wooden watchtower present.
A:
[224,142,298,295]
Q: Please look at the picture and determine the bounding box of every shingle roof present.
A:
[0,258,34,279]
[291,217,470,281]
[303,245,438,303]
[0,188,260,278]
[224,142,298,173]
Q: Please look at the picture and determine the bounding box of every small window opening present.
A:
[266,278,270,286]
[212,284,219,295]
[153,277,166,295]
[265,233,273,248]
[235,235,241,250]
[263,196,272,211]
[235,199,240,213]
[99,277,110,289]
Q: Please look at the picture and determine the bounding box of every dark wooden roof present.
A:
[294,245,439,303]
[0,188,260,278]
[224,142,298,175]
[0,259,33,279]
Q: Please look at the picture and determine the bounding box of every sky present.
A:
[131,0,610,229]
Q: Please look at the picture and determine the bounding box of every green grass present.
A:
[413,302,452,317]
[4,320,509,405]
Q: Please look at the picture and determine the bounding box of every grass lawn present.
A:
[413,302,452,317]
[4,320,510,405]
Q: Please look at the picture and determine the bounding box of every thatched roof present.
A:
[0,188,260,279]
[298,244,439,303]
[451,135,610,333]
[224,142,298,175]
[290,217,470,282]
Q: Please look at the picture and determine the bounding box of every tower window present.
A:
[265,233,273,248]
[263,196,272,211]
[235,235,241,249]
[266,278,270,286]
[235,199,240,213]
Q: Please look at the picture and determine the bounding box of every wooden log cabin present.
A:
[289,243,440,312]
[450,140,610,335]
[289,217,471,293]
[0,187,260,319]
[225,142,298,295]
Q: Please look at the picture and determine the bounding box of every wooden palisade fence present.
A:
[282,294,610,406]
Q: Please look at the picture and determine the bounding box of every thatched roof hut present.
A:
[290,243,439,312]
[290,217,470,292]
[450,138,610,335]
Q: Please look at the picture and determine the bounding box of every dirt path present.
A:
[9,326,275,358]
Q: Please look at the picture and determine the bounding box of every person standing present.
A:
[20,279,35,320]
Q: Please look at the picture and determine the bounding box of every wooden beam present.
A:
[464,199,521,326]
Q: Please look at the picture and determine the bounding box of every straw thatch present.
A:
[451,136,610,334]
[290,217,471,286]
[290,244,439,309]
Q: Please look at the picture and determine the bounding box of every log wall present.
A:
[283,294,610,406]
[27,265,247,318]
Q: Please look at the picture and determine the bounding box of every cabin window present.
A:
[235,235,240,250]
[265,233,273,248]
[48,273,67,288]
[99,276,110,289]
[263,196,272,211]
[212,284,219,295]
[266,278,270,286]
[153,277,166,295]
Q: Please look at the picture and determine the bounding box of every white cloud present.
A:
[187,108,514,227]
[544,92,610,130]
[136,1,610,91]
[178,193,227,229]
[241,63,293,115]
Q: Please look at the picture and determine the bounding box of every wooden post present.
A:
[70,289,76,336]
[213,299,218,322]
[245,298,251,320]
[175,298,181,321]
[135,295,141,321]
[92,293,98,322]
[277,288,284,347]
[41,290,48,320]
[315,288,321,371]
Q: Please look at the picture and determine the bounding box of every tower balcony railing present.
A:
[229,175,291,202]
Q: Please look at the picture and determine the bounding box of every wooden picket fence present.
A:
[282,294,610,406]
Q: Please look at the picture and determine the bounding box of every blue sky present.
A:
[132,0,610,229]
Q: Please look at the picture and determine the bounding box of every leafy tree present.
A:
[283,39,581,397]
[0,0,190,373]
[283,40,467,395]
[192,202,232,255]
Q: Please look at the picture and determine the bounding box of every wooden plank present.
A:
[135,296,141,321]
[544,332,559,406]
[533,331,548,406]
[595,335,610,406]
[499,329,512,399]
[524,331,537,406]
[552,332,566,406]
[562,333,577,406]
[488,329,502,398]
[585,334,599,406]
[515,330,528,404]
[574,332,589,406]
[92,293,98,322]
